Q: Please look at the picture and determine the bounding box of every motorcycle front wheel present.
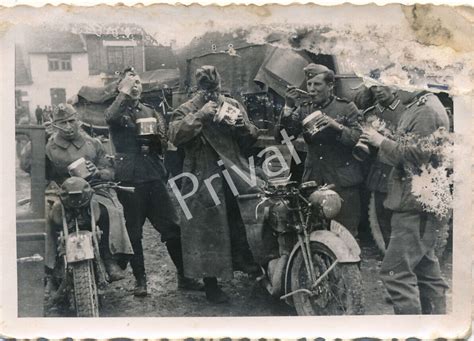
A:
[71,260,100,317]
[290,242,364,316]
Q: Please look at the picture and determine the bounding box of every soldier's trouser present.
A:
[117,180,181,278]
[380,211,449,314]
[335,186,361,237]
[373,191,392,247]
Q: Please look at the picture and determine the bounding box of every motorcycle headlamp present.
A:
[309,189,342,219]
[59,177,93,208]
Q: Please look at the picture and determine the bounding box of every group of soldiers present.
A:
[40,61,449,313]
[278,63,449,315]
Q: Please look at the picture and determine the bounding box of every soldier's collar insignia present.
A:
[375,103,386,113]
[389,98,401,110]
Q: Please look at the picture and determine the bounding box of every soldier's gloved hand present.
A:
[85,160,98,177]
[197,101,218,120]
[285,86,299,108]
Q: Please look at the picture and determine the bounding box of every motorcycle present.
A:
[46,177,134,317]
[240,177,364,316]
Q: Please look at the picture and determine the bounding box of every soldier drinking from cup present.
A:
[169,65,261,303]
[275,63,363,237]
[105,67,201,297]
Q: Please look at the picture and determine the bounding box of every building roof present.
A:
[26,27,86,54]
[70,23,156,46]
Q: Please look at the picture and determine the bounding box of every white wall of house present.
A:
[23,53,103,110]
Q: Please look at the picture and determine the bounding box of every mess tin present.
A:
[136,117,157,136]
[214,102,241,125]
[67,157,92,179]
[302,110,326,137]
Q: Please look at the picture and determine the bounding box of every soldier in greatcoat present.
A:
[169,65,263,303]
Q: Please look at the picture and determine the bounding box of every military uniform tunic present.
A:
[377,92,450,314]
[105,93,180,279]
[363,97,406,246]
[276,95,363,235]
[46,131,112,185]
[44,130,132,269]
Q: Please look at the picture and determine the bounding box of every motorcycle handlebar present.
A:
[91,182,135,193]
[115,185,135,193]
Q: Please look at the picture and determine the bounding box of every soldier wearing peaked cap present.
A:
[275,63,364,237]
[360,91,450,315]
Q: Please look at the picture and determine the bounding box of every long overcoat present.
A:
[169,93,265,279]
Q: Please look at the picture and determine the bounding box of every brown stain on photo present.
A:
[244,4,272,18]
[403,4,473,53]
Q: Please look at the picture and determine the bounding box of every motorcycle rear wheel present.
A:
[71,260,99,317]
[290,242,364,316]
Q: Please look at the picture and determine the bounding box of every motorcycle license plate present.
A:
[65,231,95,263]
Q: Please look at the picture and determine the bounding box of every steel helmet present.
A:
[309,189,342,219]
[59,176,93,208]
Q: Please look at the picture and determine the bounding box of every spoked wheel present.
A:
[71,260,99,317]
[290,242,364,316]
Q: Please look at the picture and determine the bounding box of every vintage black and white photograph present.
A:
[1,1,472,339]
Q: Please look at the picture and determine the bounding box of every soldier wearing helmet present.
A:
[45,103,133,283]
[275,63,363,237]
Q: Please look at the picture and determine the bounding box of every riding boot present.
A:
[420,295,446,315]
[128,239,147,296]
[232,252,260,275]
[134,274,148,297]
[204,277,229,303]
[166,238,203,291]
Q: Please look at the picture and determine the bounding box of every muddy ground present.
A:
[16,156,452,317]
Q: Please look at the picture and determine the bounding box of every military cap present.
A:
[195,65,221,91]
[52,103,77,123]
[303,63,332,80]
[116,66,136,78]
